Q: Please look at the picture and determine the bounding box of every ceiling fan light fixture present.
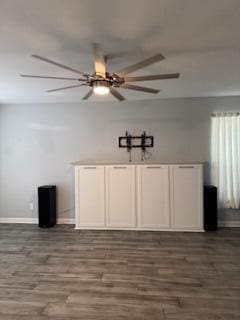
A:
[93,86,110,95]
[93,81,110,95]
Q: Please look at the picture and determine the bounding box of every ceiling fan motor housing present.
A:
[89,74,125,88]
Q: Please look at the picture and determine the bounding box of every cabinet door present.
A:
[170,165,203,230]
[137,165,170,229]
[106,165,136,228]
[75,166,105,228]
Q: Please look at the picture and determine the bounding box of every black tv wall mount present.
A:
[118,131,154,162]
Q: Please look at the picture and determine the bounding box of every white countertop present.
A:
[72,160,204,166]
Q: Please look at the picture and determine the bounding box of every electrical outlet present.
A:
[29,202,34,211]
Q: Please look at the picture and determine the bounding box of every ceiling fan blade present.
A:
[110,88,125,101]
[47,84,86,92]
[20,74,83,81]
[115,54,165,76]
[121,83,159,94]
[82,88,93,100]
[92,43,106,77]
[124,73,180,82]
[32,54,89,77]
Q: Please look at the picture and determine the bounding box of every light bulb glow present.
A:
[93,85,110,95]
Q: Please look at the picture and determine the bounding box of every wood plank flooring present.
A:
[0,224,239,319]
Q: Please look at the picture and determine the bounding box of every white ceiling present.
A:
[1,0,240,103]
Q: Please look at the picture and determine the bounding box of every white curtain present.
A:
[211,113,240,209]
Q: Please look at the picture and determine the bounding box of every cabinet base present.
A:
[75,226,204,232]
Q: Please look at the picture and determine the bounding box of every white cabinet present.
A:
[75,165,105,228]
[75,163,203,232]
[106,165,136,228]
[170,165,203,231]
[137,165,170,229]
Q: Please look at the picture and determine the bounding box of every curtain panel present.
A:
[211,113,240,209]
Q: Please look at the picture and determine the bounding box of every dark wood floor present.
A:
[0,224,239,319]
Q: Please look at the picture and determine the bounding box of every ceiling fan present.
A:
[21,43,180,101]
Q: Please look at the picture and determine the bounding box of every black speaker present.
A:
[38,185,56,228]
[204,185,217,231]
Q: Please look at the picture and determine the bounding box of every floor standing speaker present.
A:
[38,185,56,228]
[204,185,217,231]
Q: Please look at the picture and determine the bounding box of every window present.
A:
[211,113,240,209]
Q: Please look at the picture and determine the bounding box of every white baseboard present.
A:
[0,218,74,224]
[0,218,239,227]
[57,218,75,224]
[0,218,38,224]
[218,220,240,227]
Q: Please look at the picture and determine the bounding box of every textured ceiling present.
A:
[1,0,240,103]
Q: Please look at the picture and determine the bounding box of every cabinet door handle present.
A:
[113,166,127,169]
[84,166,97,169]
[147,166,161,169]
[179,166,194,169]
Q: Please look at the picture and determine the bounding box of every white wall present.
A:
[0,96,240,223]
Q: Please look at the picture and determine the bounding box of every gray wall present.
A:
[0,96,240,223]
